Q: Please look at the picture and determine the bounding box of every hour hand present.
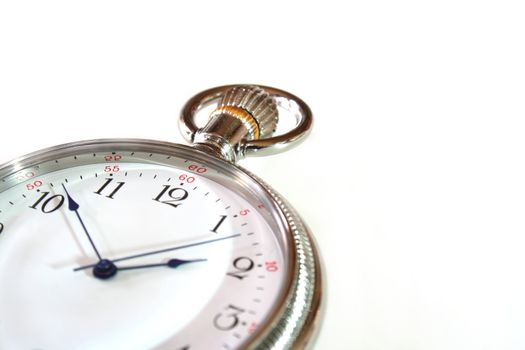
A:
[117,258,207,271]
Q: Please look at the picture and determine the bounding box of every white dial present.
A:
[0,143,291,350]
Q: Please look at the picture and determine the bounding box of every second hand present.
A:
[74,233,241,272]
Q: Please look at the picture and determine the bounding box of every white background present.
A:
[1,1,525,349]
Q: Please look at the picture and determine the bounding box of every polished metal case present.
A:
[0,139,322,350]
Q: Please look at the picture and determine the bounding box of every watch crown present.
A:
[193,85,280,162]
[214,85,279,140]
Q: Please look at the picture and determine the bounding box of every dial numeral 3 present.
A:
[213,304,245,331]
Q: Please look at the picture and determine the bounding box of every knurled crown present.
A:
[215,85,279,140]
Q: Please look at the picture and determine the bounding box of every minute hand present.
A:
[73,233,241,271]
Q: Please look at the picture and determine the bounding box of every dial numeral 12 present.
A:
[94,178,125,199]
[153,185,189,208]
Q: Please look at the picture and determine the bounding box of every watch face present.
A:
[0,140,293,350]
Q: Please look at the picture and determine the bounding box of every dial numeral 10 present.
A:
[94,178,125,199]
[29,192,65,213]
[0,223,4,234]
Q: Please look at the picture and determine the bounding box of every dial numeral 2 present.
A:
[29,191,65,213]
[94,178,125,199]
[227,257,255,280]
[153,185,188,208]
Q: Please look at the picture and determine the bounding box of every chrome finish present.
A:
[1,84,321,349]
[0,138,322,349]
[193,112,251,162]
[242,170,322,350]
[217,85,279,138]
[179,84,313,162]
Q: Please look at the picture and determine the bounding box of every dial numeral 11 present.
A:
[94,178,125,199]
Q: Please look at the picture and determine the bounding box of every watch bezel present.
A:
[0,138,321,349]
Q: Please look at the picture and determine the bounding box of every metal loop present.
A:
[179,84,313,157]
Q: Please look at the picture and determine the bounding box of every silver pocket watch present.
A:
[0,85,322,349]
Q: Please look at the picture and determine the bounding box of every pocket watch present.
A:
[0,85,322,349]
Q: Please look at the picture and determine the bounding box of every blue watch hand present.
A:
[62,183,104,261]
[62,183,118,279]
[117,258,207,271]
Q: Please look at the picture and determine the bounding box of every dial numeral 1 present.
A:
[153,185,189,208]
[29,191,65,213]
[94,178,125,199]
[211,215,227,233]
